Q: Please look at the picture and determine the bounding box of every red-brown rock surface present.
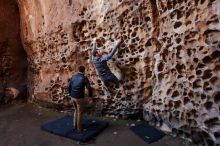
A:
[1,0,220,145]
[0,0,27,103]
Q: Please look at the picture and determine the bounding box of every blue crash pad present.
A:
[41,115,109,142]
[130,123,165,144]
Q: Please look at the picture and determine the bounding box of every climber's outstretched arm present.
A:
[92,41,97,57]
[102,39,121,61]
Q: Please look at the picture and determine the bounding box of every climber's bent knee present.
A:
[108,74,120,88]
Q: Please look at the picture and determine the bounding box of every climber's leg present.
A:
[107,74,126,96]
[107,74,120,88]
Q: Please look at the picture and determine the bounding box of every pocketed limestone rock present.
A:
[4,0,218,145]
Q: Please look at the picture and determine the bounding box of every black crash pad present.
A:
[41,115,109,142]
[130,123,165,144]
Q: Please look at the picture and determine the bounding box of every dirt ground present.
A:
[0,103,195,146]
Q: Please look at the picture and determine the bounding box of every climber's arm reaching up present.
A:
[92,40,97,57]
[102,39,121,61]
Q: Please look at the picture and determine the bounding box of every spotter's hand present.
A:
[88,97,93,105]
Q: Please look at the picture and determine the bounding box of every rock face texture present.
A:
[0,0,28,103]
[5,0,219,145]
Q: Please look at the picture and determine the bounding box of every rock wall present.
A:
[16,0,220,145]
[0,0,28,103]
[143,1,220,145]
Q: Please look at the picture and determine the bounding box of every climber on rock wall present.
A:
[91,38,125,93]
